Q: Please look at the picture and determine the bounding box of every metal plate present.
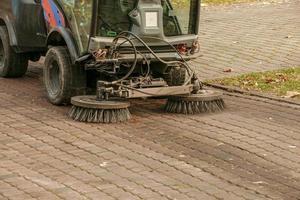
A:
[127,85,193,98]
[168,90,223,102]
[71,96,130,109]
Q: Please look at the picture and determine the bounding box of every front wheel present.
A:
[44,46,86,105]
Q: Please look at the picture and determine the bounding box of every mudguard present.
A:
[42,0,79,62]
[47,27,79,63]
[0,12,18,47]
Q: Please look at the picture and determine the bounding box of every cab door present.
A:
[12,0,47,50]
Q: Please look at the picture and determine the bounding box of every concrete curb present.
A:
[205,83,300,107]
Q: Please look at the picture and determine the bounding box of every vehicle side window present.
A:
[162,0,198,36]
[60,0,93,53]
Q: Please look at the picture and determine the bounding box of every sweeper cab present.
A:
[0,0,225,123]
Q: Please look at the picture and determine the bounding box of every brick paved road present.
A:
[194,0,300,80]
[0,66,300,200]
[1,1,300,200]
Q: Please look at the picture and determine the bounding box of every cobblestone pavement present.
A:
[194,0,300,80]
[1,1,300,200]
[0,65,300,200]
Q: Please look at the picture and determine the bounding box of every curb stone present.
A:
[205,83,300,107]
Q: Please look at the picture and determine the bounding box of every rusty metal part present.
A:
[190,40,200,55]
[92,49,108,61]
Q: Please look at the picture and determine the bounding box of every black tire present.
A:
[0,26,28,77]
[164,66,186,86]
[44,46,86,105]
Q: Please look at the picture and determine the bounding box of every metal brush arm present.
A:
[96,80,194,99]
[121,85,194,98]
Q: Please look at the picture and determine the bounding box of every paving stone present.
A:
[196,1,300,80]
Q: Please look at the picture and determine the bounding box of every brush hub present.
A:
[169,90,223,102]
[71,96,130,109]
[165,89,225,114]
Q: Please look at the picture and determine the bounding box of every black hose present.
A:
[115,31,195,85]
[107,31,197,88]
[110,36,138,84]
[119,47,151,84]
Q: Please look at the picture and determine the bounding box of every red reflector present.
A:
[177,44,188,55]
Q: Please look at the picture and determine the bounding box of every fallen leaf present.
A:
[242,81,249,85]
[100,162,108,167]
[223,68,233,73]
[262,1,271,4]
[265,78,275,84]
[253,181,267,185]
[276,73,288,82]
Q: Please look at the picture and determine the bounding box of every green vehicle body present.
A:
[0,0,202,105]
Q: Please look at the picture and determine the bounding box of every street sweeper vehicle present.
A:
[0,0,225,123]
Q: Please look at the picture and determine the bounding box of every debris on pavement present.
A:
[223,68,233,73]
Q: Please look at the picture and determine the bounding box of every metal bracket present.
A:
[96,79,194,99]
[121,85,193,98]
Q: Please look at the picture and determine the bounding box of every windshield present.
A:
[163,0,198,36]
[58,0,198,53]
[97,0,136,37]
[97,0,198,37]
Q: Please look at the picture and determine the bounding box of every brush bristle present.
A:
[69,106,131,123]
[165,98,225,114]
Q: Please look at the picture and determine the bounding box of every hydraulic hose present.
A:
[110,36,138,84]
[115,31,196,86]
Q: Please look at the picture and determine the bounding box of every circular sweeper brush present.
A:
[69,96,131,123]
[165,90,225,114]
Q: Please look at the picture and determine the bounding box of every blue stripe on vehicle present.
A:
[49,0,63,26]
